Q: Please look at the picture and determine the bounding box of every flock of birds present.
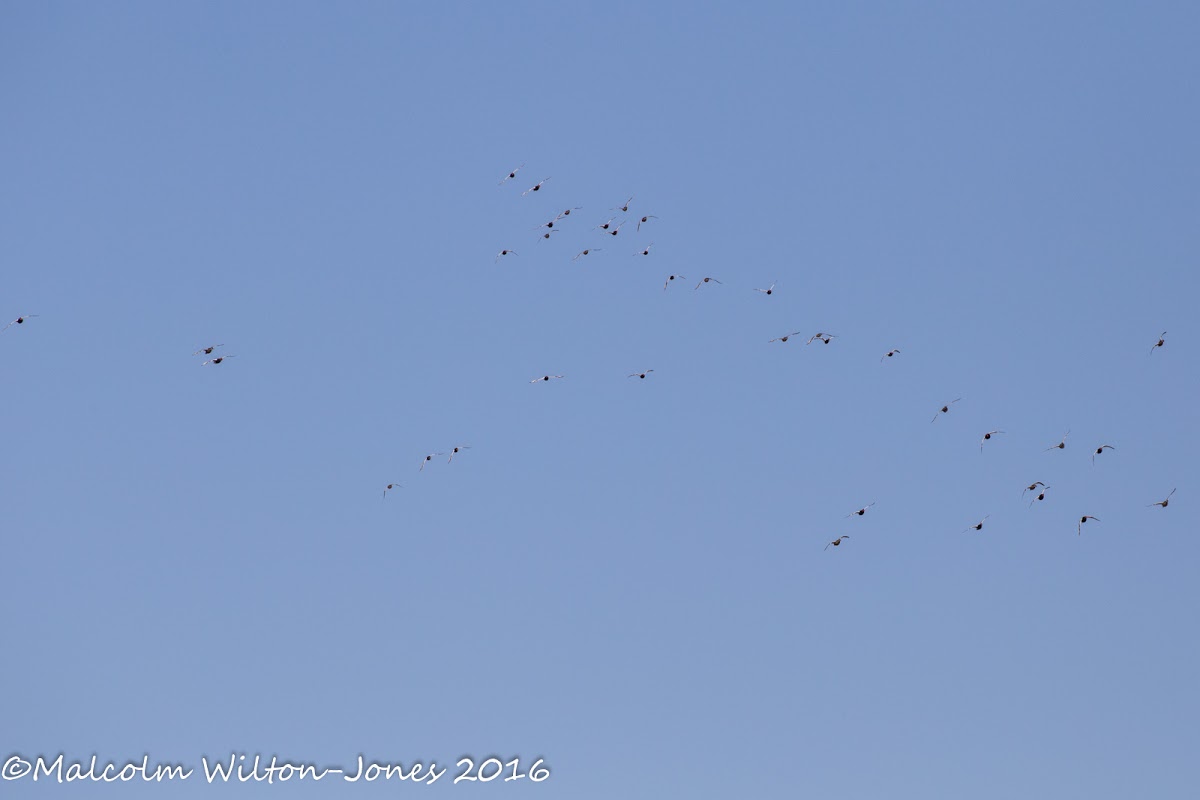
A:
[3,164,1179,549]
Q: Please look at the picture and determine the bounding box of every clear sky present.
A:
[2,2,1198,797]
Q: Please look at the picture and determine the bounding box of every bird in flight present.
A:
[1148,489,1176,508]
[572,248,601,261]
[522,177,551,195]
[607,220,629,237]
[495,249,517,262]
[202,355,234,365]
[193,344,224,356]
[531,374,565,383]
[695,277,722,290]
[931,398,962,423]
[594,217,617,231]
[383,483,402,500]
[769,331,803,343]
[2,314,38,332]
[1078,515,1100,535]
[806,332,836,345]
[613,195,634,212]
[845,502,876,518]
[419,453,445,471]
[881,349,901,361]
[663,274,686,290]
[628,370,655,380]
[537,229,562,241]
[1151,331,1167,353]
[499,163,525,184]
[555,207,582,220]
[1028,485,1051,507]
[1092,444,1115,465]
[448,445,471,463]
[1022,481,1046,497]
[636,214,658,232]
[962,515,990,533]
[825,535,850,551]
[754,282,777,296]
[1044,431,1070,451]
[980,430,1005,453]
[633,242,655,257]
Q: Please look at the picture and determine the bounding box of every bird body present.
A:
[522,177,551,195]
[499,163,525,184]
[962,515,990,533]
[1148,489,1176,508]
[3,314,39,331]
[932,398,962,423]
[845,502,876,518]
[1045,431,1070,451]
[980,430,1006,452]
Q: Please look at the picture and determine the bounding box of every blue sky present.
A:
[2,1,1198,797]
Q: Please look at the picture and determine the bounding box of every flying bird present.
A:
[202,355,235,365]
[769,331,804,343]
[636,214,658,232]
[2,314,38,332]
[607,220,629,237]
[522,177,551,195]
[448,445,471,463]
[633,242,655,256]
[695,277,722,290]
[537,229,562,241]
[1148,488,1176,508]
[1092,444,1115,465]
[1022,481,1046,497]
[572,248,601,261]
[419,453,445,471]
[555,207,582,219]
[193,344,224,356]
[1044,431,1070,451]
[1151,331,1167,353]
[962,515,990,533]
[845,502,876,518]
[881,349,901,361]
[980,430,1005,453]
[593,217,617,231]
[499,163,525,184]
[931,398,962,423]
[531,374,565,383]
[495,249,518,262]
[1028,485,1051,508]
[1078,515,1100,535]
[825,535,850,551]
[613,195,634,212]
[662,274,686,290]
[383,483,402,500]
[806,332,837,345]
[754,282,777,296]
